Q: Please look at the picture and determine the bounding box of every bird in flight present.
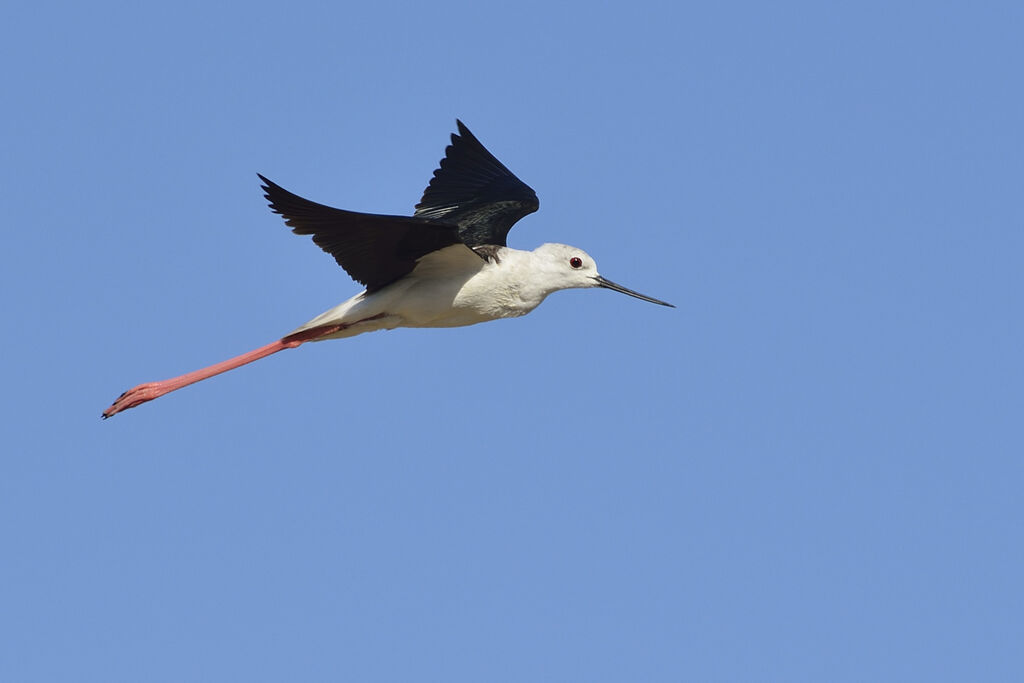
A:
[103,121,673,418]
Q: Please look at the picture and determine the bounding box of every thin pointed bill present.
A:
[594,276,674,307]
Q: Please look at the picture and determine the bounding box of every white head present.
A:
[529,243,674,307]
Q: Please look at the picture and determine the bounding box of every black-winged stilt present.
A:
[103,121,672,418]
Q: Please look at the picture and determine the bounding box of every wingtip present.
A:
[257,173,284,210]
[454,119,475,142]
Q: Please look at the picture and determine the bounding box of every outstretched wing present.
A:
[260,175,464,293]
[414,120,539,248]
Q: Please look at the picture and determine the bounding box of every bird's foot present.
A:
[102,382,163,419]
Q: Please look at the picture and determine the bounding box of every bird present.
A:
[102,120,673,418]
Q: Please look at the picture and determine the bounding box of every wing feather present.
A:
[414,120,538,247]
[260,175,464,293]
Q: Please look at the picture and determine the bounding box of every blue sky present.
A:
[3,1,1022,680]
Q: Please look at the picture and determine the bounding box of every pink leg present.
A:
[102,324,342,419]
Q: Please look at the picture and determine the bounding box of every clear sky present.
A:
[3,1,1022,681]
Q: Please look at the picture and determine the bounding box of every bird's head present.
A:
[531,243,674,307]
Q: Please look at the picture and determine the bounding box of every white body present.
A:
[293,243,600,341]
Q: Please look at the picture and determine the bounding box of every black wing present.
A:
[260,175,463,293]
[414,120,539,248]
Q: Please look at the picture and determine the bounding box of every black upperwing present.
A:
[414,120,539,248]
[260,174,463,293]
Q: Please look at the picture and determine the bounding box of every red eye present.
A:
[569,257,583,269]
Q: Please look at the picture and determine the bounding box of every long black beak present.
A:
[594,276,674,307]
